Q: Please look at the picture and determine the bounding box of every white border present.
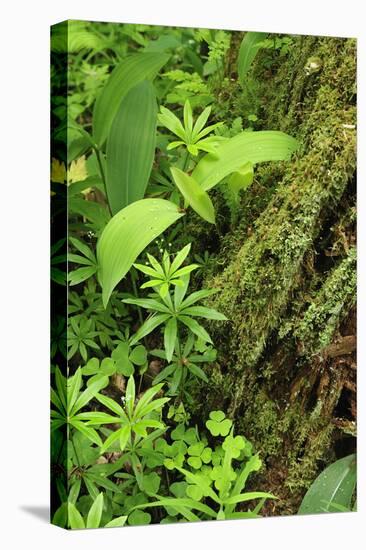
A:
[1,1,364,548]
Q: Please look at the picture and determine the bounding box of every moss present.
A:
[293,247,356,355]
[193,35,356,515]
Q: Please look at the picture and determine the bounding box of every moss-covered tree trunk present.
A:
[194,35,356,515]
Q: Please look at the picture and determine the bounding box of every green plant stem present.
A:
[93,145,112,217]
[130,271,148,355]
[130,272,144,328]
[71,434,81,468]
[182,150,191,172]
[175,329,186,400]
[181,152,191,228]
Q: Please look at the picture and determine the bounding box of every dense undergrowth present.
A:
[51,21,357,528]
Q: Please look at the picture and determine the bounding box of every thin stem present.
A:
[71,432,81,468]
[131,272,144,328]
[94,145,113,217]
[175,328,186,400]
[182,150,191,173]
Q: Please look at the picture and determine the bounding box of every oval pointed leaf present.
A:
[228,161,254,196]
[105,515,128,528]
[170,167,215,224]
[68,503,85,529]
[238,32,267,84]
[106,80,158,214]
[192,131,299,191]
[86,493,104,529]
[97,199,184,307]
[93,52,169,146]
[298,454,356,515]
[162,317,176,363]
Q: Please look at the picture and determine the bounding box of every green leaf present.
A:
[136,397,170,419]
[82,357,100,376]
[187,456,202,469]
[228,161,254,196]
[169,243,192,276]
[186,485,204,501]
[180,305,227,320]
[192,106,212,138]
[206,410,232,437]
[132,496,216,518]
[80,412,120,425]
[125,376,136,417]
[67,368,82,415]
[93,52,169,146]
[119,424,131,451]
[69,237,96,262]
[100,428,123,453]
[100,357,116,375]
[68,503,85,529]
[224,491,275,506]
[178,315,213,343]
[187,362,208,382]
[69,197,110,231]
[129,345,147,366]
[106,80,157,214]
[69,420,103,447]
[97,198,184,307]
[69,237,95,262]
[170,167,215,224]
[69,478,81,505]
[175,467,221,504]
[226,454,262,514]
[105,515,128,528]
[72,376,109,415]
[298,454,356,515]
[129,313,171,345]
[86,493,104,528]
[183,99,193,134]
[142,472,161,495]
[52,503,67,528]
[164,317,177,362]
[133,262,161,278]
[192,131,299,191]
[128,510,151,526]
[152,363,177,384]
[174,274,191,309]
[95,393,125,418]
[133,383,165,417]
[55,367,67,411]
[238,32,267,84]
[180,288,217,309]
[122,297,171,314]
[157,106,186,140]
[68,266,98,286]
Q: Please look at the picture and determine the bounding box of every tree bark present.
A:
[192,35,357,515]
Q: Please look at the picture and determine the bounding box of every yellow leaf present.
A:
[51,158,66,183]
[67,156,88,184]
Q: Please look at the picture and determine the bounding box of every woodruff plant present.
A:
[122,244,227,365]
[52,27,300,529]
